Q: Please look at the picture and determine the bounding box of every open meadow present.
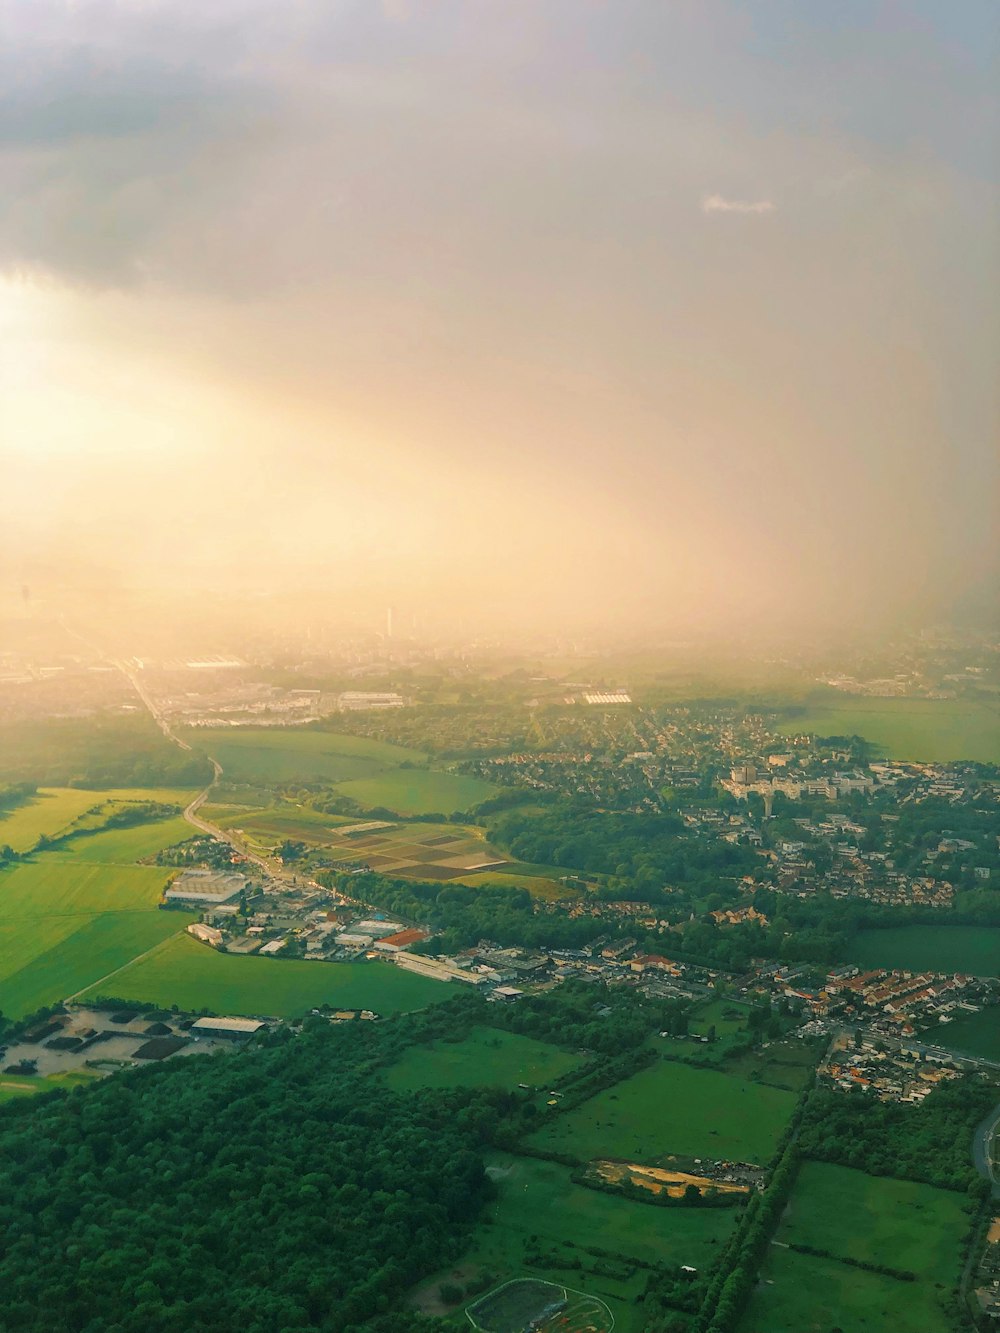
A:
[935,1006,1000,1060]
[739,1161,965,1333]
[419,1152,736,1333]
[739,1243,952,1333]
[0,788,106,852]
[0,806,202,1019]
[77,931,449,1017]
[333,768,498,816]
[384,1026,580,1093]
[851,925,1000,977]
[184,727,424,783]
[775,696,1000,763]
[527,1058,796,1166]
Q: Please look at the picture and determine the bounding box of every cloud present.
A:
[701,193,775,214]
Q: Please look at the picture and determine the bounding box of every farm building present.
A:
[190,1017,265,1040]
[165,869,246,904]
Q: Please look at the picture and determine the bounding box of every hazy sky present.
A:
[1,1,997,636]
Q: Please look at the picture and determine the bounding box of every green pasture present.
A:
[431,1153,735,1333]
[741,1162,965,1333]
[0,1069,100,1104]
[0,911,192,1017]
[77,932,449,1017]
[851,925,1000,977]
[935,1006,1000,1060]
[334,768,498,816]
[0,860,173,917]
[773,1162,966,1283]
[740,1243,952,1333]
[527,1058,796,1166]
[39,816,195,866]
[184,727,424,783]
[446,871,571,901]
[384,1026,580,1093]
[775,696,1000,763]
[0,788,104,853]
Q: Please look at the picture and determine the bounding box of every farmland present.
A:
[77,931,450,1017]
[775,696,1000,763]
[333,768,498,816]
[183,727,424,783]
[739,1162,966,1333]
[851,925,1000,977]
[0,1070,98,1105]
[527,1058,796,1166]
[384,1026,580,1093]
[0,788,106,852]
[420,1153,735,1332]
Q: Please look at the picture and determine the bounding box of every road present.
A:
[99,646,298,889]
[973,1101,1000,1198]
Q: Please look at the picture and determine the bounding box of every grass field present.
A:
[0,797,203,1019]
[333,768,498,816]
[935,1006,1000,1060]
[424,1153,735,1333]
[740,1161,965,1333]
[740,1243,951,1333]
[775,696,1000,763]
[77,931,450,1017]
[851,925,1000,977]
[0,788,105,852]
[184,728,424,783]
[527,1058,796,1166]
[447,872,572,901]
[384,1027,580,1093]
[0,1069,99,1104]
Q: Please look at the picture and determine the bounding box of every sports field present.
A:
[467,1279,612,1333]
[527,1058,796,1165]
[775,697,1000,763]
[333,768,498,816]
[851,925,1000,977]
[384,1026,580,1093]
[740,1162,965,1333]
[0,788,104,852]
[77,932,449,1017]
[425,1153,735,1333]
[184,727,424,783]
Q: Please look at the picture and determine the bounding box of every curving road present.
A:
[973,1102,1000,1198]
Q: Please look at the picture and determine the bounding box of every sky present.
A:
[1,0,997,639]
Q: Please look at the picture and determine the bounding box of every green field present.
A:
[384,1027,580,1093]
[527,1058,796,1166]
[776,696,1000,763]
[851,925,1000,977]
[184,728,424,783]
[426,1153,735,1333]
[0,1069,99,1104]
[935,1006,1000,1060]
[0,788,105,852]
[334,768,498,816]
[0,911,191,1017]
[741,1243,951,1333]
[740,1162,965,1333]
[77,932,450,1017]
[39,816,195,866]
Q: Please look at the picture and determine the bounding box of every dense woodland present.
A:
[797,1077,997,1192]
[0,1021,495,1333]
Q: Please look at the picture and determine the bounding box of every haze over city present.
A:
[2,0,998,641]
